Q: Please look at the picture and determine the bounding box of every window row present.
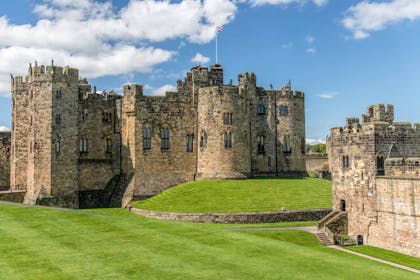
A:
[342,155,350,168]
[55,138,112,154]
[143,128,171,151]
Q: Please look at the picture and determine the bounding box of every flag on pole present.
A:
[216,25,224,32]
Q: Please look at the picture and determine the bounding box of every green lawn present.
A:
[0,202,417,279]
[347,245,420,270]
[132,178,332,213]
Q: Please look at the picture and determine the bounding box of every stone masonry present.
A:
[5,63,306,208]
[326,104,419,257]
[0,132,11,189]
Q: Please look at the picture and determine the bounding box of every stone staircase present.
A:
[315,231,334,246]
[317,210,348,246]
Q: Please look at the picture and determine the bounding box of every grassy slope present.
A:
[132,178,332,213]
[0,202,417,280]
[347,245,420,270]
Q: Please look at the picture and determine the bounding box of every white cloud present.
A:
[317,91,338,99]
[0,0,238,97]
[306,47,317,54]
[306,35,315,44]
[0,126,10,132]
[250,0,327,7]
[306,138,326,145]
[343,0,420,39]
[150,84,178,96]
[191,53,210,65]
[281,42,293,48]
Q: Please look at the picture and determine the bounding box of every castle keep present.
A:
[324,104,419,257]
[4,63,306,208]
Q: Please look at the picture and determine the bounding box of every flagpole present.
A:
[216,31,218,64]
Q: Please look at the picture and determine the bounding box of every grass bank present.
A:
[132,177,332,213]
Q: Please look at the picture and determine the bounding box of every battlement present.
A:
[123,84,143,97]
[238,72,257,87]
[362,104,394,124]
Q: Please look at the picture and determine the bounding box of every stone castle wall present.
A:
[305,154,329,173]
[0,132,11,188]
[369,177,419,257]
[8,63,306,208]
[327,104,419,257]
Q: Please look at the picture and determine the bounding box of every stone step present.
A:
[315,232,333,246]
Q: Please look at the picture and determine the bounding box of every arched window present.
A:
[376,156,385,175]
[143,127,151,150]
[223,112,233,125]
[161,128,170,150]
[257,135,265,153]
[224,131,232,149]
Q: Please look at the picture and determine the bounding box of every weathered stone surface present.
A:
[129,206,331,224]
[8,63,306,208]
[327,104,419,257]
[0,190,25,203]
[0,132,10,188]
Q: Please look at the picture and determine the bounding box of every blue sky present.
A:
[0,0,419,143]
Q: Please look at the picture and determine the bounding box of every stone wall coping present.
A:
[0,190,26,194]
[128,205,332,224]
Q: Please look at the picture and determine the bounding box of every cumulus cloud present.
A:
[0,0,238,96]
[306,138,326,145]
[306,35,315,44]
[249,0,327,7]
[342,0,420,39]
[0,126,10,132]
[306,47,317,55]
[191,53,210,65]
[150,84,178,96]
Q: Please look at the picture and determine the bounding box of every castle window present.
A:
[161,128,169,150]
[280,105,288,115]
[80,111,86,122]
[103,112,112,123]
[376,156,385,175]
[257,135,265,153]
[186,134,194,152]
[106,138,112,153]
[143,128,151,150]
[283,135,291,153]
[55,114,61,126]
[342,155,350,169]
[224,131,232,149]
[55,89,62,99]
[56,140,61,153]
[268,156,272,168]
[80,138,88,153]
[257,104,266,115]
[223,112,233,125]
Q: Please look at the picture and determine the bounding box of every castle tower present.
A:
[275,85,306,173]
[12,63,80,207]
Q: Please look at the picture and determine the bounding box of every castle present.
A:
[2,62,306,208]
[322,104,419,257]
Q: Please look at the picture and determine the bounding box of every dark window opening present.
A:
[223,112,233,125]
[161,128,169,150]
[340,199,346,211]
[56,140,61,153]
[342,155,350,168]
[55,114,61,126]
[102,112,112,123]
[79,138,88,153]
[283,135,291,153]
[186,134,194,152]
[268,156,272,168]
[257,104,265,115]
[224,131,232,149]
[143,128,151,150]
[376,156,385,175]
[55,89,62,99]
[106,138,112,153]
[257,135,265,154]
[279,105,288,115]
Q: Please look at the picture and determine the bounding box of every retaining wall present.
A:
[129,206,331,224]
